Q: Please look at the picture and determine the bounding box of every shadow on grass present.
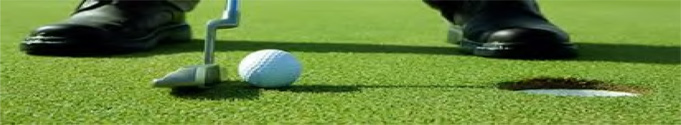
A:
[276,84,490,93]
[126,40,679,65]
[127,39,463,57]
[170,81,260,100]
[172,82,490,100]
[575,43,680,64]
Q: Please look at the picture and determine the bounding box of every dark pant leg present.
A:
[423,0,547,25]
[423,0,464,24]
[77,0,200,12]
[167,0,200,12]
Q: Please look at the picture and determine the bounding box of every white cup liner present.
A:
[518,89,639,97]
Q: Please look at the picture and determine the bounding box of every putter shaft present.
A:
[204,0,240,65]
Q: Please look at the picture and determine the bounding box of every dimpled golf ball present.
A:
[238,49,302,88]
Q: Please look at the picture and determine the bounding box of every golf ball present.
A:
[238,49,302,88]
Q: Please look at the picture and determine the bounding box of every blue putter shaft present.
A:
[205,0,240,64]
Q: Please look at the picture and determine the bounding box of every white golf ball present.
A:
[238,49,302,88]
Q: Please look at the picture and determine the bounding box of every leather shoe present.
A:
[21,0,191,56]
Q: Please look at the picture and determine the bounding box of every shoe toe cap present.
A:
[486,28,569,44]
[27,24,111,43]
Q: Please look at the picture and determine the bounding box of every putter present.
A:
[152,0,240,88]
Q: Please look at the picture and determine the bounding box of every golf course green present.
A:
[1,0,679,124]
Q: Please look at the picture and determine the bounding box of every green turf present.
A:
[2,0,680,124]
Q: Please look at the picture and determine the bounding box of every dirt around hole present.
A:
[497,77,648,94]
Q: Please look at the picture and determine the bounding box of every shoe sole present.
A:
[20,23,191,56]
[459,39,578,59]
[447,26,578,59]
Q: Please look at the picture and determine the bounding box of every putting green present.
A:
[1,0,679,124]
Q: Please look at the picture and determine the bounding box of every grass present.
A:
[1,0,680,124]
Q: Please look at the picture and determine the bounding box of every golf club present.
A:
[152,0,240,88]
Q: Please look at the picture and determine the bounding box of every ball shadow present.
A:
[170,82,491,101]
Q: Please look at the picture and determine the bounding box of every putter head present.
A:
[153,64,221,88]
[152,0,238,89]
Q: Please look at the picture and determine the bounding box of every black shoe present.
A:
[21,1,191,56]
[430,0,577,59]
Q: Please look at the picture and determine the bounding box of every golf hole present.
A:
[497,77,646,97]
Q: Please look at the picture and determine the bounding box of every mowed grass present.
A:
[1,0,680,124]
